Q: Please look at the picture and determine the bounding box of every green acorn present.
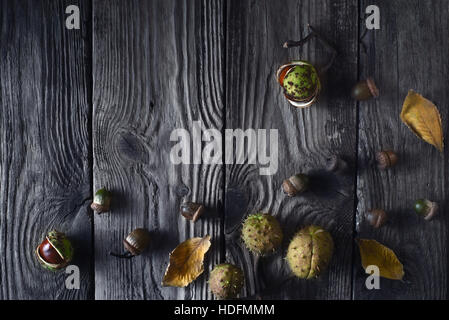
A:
[413,199,438,220]
[286,225,333,279]
[36,230,73,271]
[241,213,283,256]
[91,188,112,213]
[209,263,244,299]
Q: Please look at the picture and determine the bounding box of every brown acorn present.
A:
[351,78,379,101]
[376,150,398,169]
[110,228,150,259]
[365,209,388,228]
[282,173,309,196]
[180,202,204,222]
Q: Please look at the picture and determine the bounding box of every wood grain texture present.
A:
[225,0,358,299]
[354,0,449,299]
[92,0,224,299]
[0,0,92,299]
[2,0,448,300]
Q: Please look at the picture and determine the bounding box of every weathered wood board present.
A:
[1,0,448,300]
[0,0,93,299]
[225,0,358,299]
[92,0,224,299]
[354,0,449,299]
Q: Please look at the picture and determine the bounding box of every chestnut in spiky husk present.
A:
[279,26,337,108]
[241,213,283,256]
[282,173,309,196]
[91,188,112,213]
[209,263,244,300]
[36,230,73,271]
[286,225,333,279]
[414,199,438,221]
[110,228,150,259]
[276,61,321,108]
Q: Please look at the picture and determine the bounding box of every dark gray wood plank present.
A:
[0,0,92,299]
[93,0,224,299]
[225,0,358,299]
[354,0,449,299]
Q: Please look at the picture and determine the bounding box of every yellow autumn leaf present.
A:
[357,239,404,280]
[162,235,211,287]
[400,90,444,152]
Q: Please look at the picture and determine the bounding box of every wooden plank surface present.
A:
[225,0,358,299]
[1,0,449,300]
[92,0,224,299]
[0,0,93,299]
[354,0,449,299]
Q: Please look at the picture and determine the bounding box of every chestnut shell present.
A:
[35,230,73,270]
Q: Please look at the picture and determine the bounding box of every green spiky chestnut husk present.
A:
[209,263,244,299]
[241,213,283,256]
[282,63,319,101]
[91,188,112,213]
[286,225,333,279]
[36,230,73,271]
